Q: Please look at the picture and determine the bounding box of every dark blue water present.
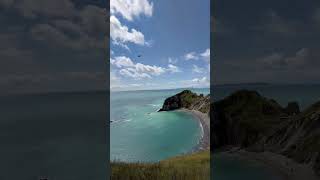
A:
[212,153,283,180]
[0,92,108,180]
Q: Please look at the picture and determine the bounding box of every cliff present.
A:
[212,90,320,176]
[158,90,210,115]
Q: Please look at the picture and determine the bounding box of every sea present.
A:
[0,91,108,180]
[110,88,209,162]
[1,84,318,179]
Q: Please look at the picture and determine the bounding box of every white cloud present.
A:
[110,0,153,21]
[119,68,152,79]
[184,49,210,62]
[110,15,145,47]
[111,56,166,80]
[168,57,178,64]
[192,77,209,84]
[200,48,210,62]
[260,53,283,65]
[184,52,199,60]
[259,48,310,69]
[130,83,143,87]
[110,56,182,80]
[181,76,210,88]
[110,71,121,89]
[167,64,181,73]
[135,63,166,75]
[192,65,205,73]
[110,71,145,90]
[110,56,135,68]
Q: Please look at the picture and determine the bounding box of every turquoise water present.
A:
[110,88,209,162]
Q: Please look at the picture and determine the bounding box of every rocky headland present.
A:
[212,90,320,179]
[158,89,320,179]
[158,90,211,150]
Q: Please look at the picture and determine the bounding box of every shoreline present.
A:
[177,108,210,151]
[217,148,319,180]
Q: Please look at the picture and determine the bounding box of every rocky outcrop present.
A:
[212,90,285,148]
[284,102,300,115]
[158,90,210,114]
[212,89,320,176]
[262,101,320,175]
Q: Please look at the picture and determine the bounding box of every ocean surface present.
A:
[110,88,209,162]
[212,153,282,180]
[0,92,108,180]
[1,84,318,179]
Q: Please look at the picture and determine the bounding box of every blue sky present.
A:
[110,0,210,91]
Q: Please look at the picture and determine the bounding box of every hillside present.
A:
[212,90,320,176]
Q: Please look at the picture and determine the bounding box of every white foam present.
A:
[148,104,161,107]
[199,121,204,139]
[123,119,132,122]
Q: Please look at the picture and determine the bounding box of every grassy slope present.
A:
[111,150,210,180]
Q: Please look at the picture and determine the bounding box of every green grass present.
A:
[111,150,210,180]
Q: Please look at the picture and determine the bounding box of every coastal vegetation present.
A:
[111,150,210,180]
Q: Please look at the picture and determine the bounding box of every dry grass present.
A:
[111,150,210,180]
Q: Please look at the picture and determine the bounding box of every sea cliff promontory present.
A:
[158,90,210,114]
[158,90,211,150]
[212,90,320,179]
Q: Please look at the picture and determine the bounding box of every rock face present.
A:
[158,90,210,114]
[284,101,300,115]
[262,101,320,175]
[212,90,320,176]
[212,90,285,148]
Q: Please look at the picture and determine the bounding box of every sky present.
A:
[213,0,320,85]
[0,0,107,95]
[110,0,210,91]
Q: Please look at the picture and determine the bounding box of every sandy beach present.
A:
[218,148,319,180]
[177,109,210,151]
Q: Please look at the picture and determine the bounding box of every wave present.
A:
[148,104,161,107]
[198,121,204,139]
[123,119,132,122]
[111,118,132,123]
